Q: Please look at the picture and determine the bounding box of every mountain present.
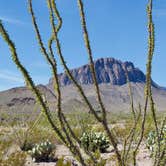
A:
[0,57,166,117]
[0,85,56,121]
[59,83,166,112]
[48,57,149,87]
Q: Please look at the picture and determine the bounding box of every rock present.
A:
[7,97,36,107]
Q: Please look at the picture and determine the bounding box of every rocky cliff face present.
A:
[48,57,146,87]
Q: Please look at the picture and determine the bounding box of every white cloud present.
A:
[0,69,24,83]
[0,16,26,25]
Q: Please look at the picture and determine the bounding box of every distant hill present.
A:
[0,57,166,115]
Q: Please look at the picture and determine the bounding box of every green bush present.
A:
[29,140,56,162]
[80,131,110,153]
[146,125,166,163]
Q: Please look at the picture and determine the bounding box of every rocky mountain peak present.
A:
[48,57,146,87]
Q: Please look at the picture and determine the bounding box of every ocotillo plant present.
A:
[0,0,165,165]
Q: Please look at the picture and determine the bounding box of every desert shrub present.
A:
[67,112,98,138]
[0,139,12,160]
[56,157,72,166]
[86,150,107,166]
[146,125,166,166]
[143,115,156,138]
[146,125,166,163]
[112,126,129,143]
[80,131,109,153]
[29,127,61,144]
[29,140,56,162]
[107,112,132,124]
[10,127,33,152]
[0,151,27,166]
[11,125,60,152]
[70,112,97,127]
[0,140,26,166]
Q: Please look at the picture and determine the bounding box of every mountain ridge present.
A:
[0,57,166,115]
[48,57,157,88]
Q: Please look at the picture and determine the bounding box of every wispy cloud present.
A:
[0,16,26,26]
[0,69,24,83]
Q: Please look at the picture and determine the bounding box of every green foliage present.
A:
[29,140,56,162]
[80,130,110,153]
[146,125,166,158]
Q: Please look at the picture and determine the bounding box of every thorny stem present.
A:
[48,0,97,164]
[50,0,98,164]
[0,19,67,146]
[50,0,102,124]
[77,0,107,121]
[133,0,160,165]
[77,0,123,165]
[123,104,142,165]
[28,0,87,165]
[146,1,160,165]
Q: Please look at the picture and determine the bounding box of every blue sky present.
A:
[0,0,166,91]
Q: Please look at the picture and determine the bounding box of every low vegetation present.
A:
[80,131,110,153]
[146,125,166,165]
[29,140,56,162]
[0,111,165,165]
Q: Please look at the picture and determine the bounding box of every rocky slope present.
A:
[60,83,166,112]
[0,85,56,119]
